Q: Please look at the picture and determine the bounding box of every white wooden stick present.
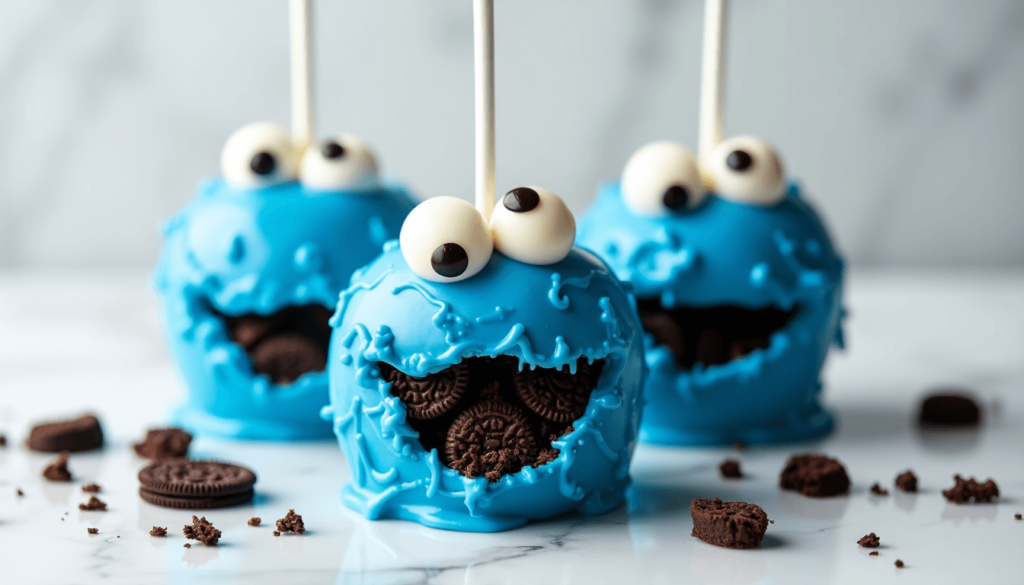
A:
[698,0,727,160]
[290,0,314,150]
[473,0,496,220]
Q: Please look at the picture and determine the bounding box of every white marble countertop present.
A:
[1,268,1022,584]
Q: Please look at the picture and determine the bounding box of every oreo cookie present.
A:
[445,400,537,482]
[250,333,326,384]
[138,459,256,509]
[513,358,601,423]
[27,414,104,453]
[381,361,471,420]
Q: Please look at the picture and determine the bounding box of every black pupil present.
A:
[503,187,540,213]
[431,243,469,278]
[662,185,690,210]
[322,141,345,159]
[250,152,276,176]
[726,150,753,171]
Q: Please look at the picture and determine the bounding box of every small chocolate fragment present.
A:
[870,483,889,496]
[87,528,98,535]
[895,560,905,568]
[248,517,262,527]
[1015,513,1021,520]
[513,358,601,423]
[150,526,168,537]
[183,543,191,549]
[275,509,305,535]
[381,361,470,420]
[690,497,769,549]
[43,452,72,482]
[133,428,192,460]
[720,459,743,479]
[780,454,850,497]
[226,314,282,349]
[183,515,221,546]
[28,414,104,453]
[273,531,281,537]
[869,551,879,557]
[79,496,107,511]
[895,470,918,493]
[249,333,326,384]
[532,448,559,467]
[16,488,24,497]
[82,483,101,493]
[445,400,537,483]
[0,434,6,447]
[858,533,880,548]
[918,392,981,426]
[942,475,999,504]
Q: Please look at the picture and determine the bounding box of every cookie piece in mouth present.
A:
[779,453,851,497]
[381,356,604,483]
[215,304,333,384]
[690,497,769,549]
[634,300,797,370]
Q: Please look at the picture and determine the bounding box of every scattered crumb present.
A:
[117,536,120,539]
[769,519,775,524]
[1015,513,1021,520]
[895,470,918,493]
[858,533,880,548]
[719,459,743,479]
[78,496,107,511]
[869,551,879,557]
[81,483,101,493]
[275,509,305,535]
[895,560,905,568]
[87,528,98,535]
[273,531,281,537]
[870,483,889,496]
[16,488,23,497]
[183,515,221,546]
[942,475,999,504]
[248,517,261,527]
[150,526,168,537]
[0,434,6,447]
[183,543,191,549]
[43,451,73,482]
[60,518,64,522]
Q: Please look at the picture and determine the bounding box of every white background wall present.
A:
[0,0,1022,269]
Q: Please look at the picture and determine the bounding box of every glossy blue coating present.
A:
[577,181,845,446]
[154,178,416,441]
[323,243,645,532]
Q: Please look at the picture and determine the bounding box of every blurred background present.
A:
[0,0,1022,270]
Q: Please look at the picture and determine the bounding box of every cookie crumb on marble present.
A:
[895,560,905,568]
[183,515,221,546]
[869,551,879,557]
[720,459,743,479]
[150,526,168,537]
[895,470,918,493]
[248,517,261,527]
[870,483,889,496]
[78,496,107,511]
[87,528,98,535]
[858,533,880,548]
[779,454,850,497]
[43,452,73,482]
[82,483,101,493]
[942,475,999,504]
[276,509,305,534]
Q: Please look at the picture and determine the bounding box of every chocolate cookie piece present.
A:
[87,528,98,535]
[183,515,221,546]
[895,560,905,568]
[79,496,107,511]
[27,414,103,453]
[513,358,601,423]
[381,361,471,420]
[780,454,850,497]
[445,401,537,483]
[870,483,889,496]
[720,459,743,479]
[226,313,282,350]
[133,428,192,460]
[942,475,999,504]
[249,333,326,384]
[0,434,7,447]
[275,509,305,534]
[138,459,256,509]
[42,451,72,482]
[858,533,880,548]
[82,483,101,493]
[690,497,769,549]
[1015,513,1021,520]
[248,517,261,527]
[895,470,918,493]
[918,392,981,426]
[150,526,168,537]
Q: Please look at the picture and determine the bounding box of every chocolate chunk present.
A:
[513,358,601,423]
[87,528,98,535]
[445,400,537,483]
[895,470,918,493]
[942,475,999,504]
[273,531,281,537]
[183,515,221,546]
[780,454,850,497]
[858,533,880,548]
[150,526,168,537]
[16,489,23,497]
[27,414,104,453]
[918,392,981,426]
[275,509,305,534]
[138,459,256,509]
[895,560,905,568]
[690,497,769,549]
[870,483,889,496]
[42,452,72,482]
[248,517,261,527]
[82,483,101,493]
[79,496,107,511]
[133,428,192,460]
[249,333,326,384]
[226,314,282,349]
[869,551,879,556]
[381,361,470,420]
[695,328,728,367]
[0,434,6,447]
[1015,513,1021,520]
[183,543,191,549]
[720,459,743,479]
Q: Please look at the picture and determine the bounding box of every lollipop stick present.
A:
[473,0,496,220]
[290,0,314,150]
[698,0,727,160]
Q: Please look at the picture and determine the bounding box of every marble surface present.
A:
[0,268,1022,584]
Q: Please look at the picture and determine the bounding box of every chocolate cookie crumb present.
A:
[720,459,743,479]
[28,414,104,453]
[87,527,98,535]
[273,531,281,537]
[870,483,889,496]
[78,496,107,511]
[183,543,191,549]
[532,448,559,467]
[895,560,905,568]
[275,509,305,534]
[133,428,192,460]
[182,515,221,546]
[150,526,167,537]
[918,392,980,426]
[780,454,850,497]
[869,551,879,557]
[690,497,769,549]
[43,452,72,482]
[1015,513,1021,520]
[16,488,23,497]
[942,475,999,504]
[82,483,101,493]
[858,533,880,548]
[895,470,918,493]
[0,434,6,447]
[248,517,261,527]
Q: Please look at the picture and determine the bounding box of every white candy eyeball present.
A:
[299,135,380,191]
[705,136,787,206]
[621,141,708,216]
[220,122,299,187]
[489,186,575,265]
[400,196,493,282]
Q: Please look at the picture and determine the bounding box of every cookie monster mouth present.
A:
[378,355,605,483]
[635,298,797,370]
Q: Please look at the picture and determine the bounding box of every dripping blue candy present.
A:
[325,245,645,532]
[576,181,845,446]
[154,178,415,440]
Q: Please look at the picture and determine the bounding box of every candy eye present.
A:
[621,141,708,216]
[220,122,299,187]
[489,186,575,265]
[299,135,380,191]
[705,136,786,205]
[399,197,493,282]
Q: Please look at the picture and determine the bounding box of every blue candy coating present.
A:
[577,181,845,446]
[154,178,415,440]
[324,243,645,532]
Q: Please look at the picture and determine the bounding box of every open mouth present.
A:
[635,299,797,370]
[214,304,333,384]
[379,356,604,483]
